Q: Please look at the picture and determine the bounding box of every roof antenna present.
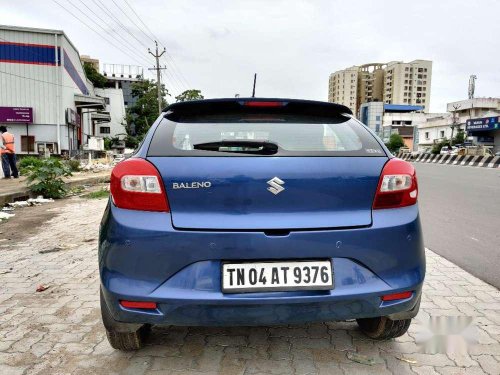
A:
[252,73,257,97]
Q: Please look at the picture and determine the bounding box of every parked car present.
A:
[99,98,425,350]
[440,145,458,155]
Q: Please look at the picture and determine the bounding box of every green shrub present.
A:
[24,158,72,199]
[385,133,405,153]
[18,156,43,174]
[66,159,81,172]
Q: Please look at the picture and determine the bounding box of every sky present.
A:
[1,0,499,112]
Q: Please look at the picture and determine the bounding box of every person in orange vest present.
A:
[0,126,19,179]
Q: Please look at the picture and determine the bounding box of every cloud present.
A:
[1,0,499,110]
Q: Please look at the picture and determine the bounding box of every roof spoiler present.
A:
[163,98,353,120]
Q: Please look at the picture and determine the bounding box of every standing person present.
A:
[0,126,19,179]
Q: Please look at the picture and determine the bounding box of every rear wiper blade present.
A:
[193,140,279,155]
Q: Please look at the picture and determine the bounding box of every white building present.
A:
[418,98,500,152]
[94,88,126,139]
[0,25,110,155]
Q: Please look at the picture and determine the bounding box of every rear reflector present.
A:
[373,158,418,209]
[381,291,413,301]
[120,300,158,309]
[242,101,286,107]
[110,158,170,212]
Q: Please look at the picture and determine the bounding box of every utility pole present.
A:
[148,41,167,115]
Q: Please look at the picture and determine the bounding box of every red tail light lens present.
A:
[110,158,170,212]
[373,158,418,210]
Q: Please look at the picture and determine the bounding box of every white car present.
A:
[440,146,458,155]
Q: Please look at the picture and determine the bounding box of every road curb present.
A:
[0,173,110,206]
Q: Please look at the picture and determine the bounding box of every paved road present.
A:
[2,198,500,374]
[415,163,500,289]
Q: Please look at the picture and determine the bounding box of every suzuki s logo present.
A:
[267,177,285,195]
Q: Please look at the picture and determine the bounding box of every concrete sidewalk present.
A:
[0,171,110,205]
[1,198,499,375]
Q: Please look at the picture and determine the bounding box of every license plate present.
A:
[222,260,333,293]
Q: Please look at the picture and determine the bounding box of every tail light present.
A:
[110,158,170,212]
[373,158,418,210]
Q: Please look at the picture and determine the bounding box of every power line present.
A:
[64,0,154,69]
[88,0,180,89]
[120,0,192,90]
[51,0,153,72]
[0,69,92,91]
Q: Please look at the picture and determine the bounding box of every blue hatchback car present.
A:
[99,98,425,350]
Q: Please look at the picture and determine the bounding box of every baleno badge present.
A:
[172,182,211,189]
[267,177,285,195]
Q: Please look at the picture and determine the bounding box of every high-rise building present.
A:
[383,60,432,112]
[328,60,432,116]
[328,66,358,113]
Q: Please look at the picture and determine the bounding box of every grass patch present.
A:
[82,189,109,199]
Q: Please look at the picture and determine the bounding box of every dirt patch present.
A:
[0,183,109,244]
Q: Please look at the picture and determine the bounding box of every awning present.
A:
[91,111,111,123]
[74,94,106,109]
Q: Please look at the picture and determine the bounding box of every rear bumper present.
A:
[99,202,425,326]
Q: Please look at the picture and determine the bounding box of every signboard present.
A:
[477,135,494,143]
[466,116,499,132]
[0,107,33,123]
[66,108,77,126]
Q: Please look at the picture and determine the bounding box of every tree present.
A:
[83,62,107,88]
[175,89,204,102]
[126,79,169,138]
[452,130,465,146]
[385,133,405,153]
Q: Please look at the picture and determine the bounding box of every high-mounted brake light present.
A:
[120,300,158,309]
[242,101,286,107]
[373,158,418,209]
[110,158,170,212]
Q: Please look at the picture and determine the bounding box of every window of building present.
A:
[376,115,381,121]
[405,73,409,78]
[418,68,423,72]
[405,67,409,71]
[100,127,111,134]
[440,130,445,138]
[425,132,429,140]
[104,97,110,105]
[405,80,408,84]
[21,136,35,153]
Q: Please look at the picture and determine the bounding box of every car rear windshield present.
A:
[147,114,386,157]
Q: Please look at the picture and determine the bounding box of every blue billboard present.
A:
[466,116,499,132]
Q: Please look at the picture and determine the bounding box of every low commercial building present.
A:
[359,102,432,149]
[0,25,110,155]
[417,98,500,152]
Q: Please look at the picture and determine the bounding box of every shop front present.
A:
[466,116,500,153]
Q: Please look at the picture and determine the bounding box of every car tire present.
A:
[105,328,144,351]
[100,289,146,350]
[356,316,411,340]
